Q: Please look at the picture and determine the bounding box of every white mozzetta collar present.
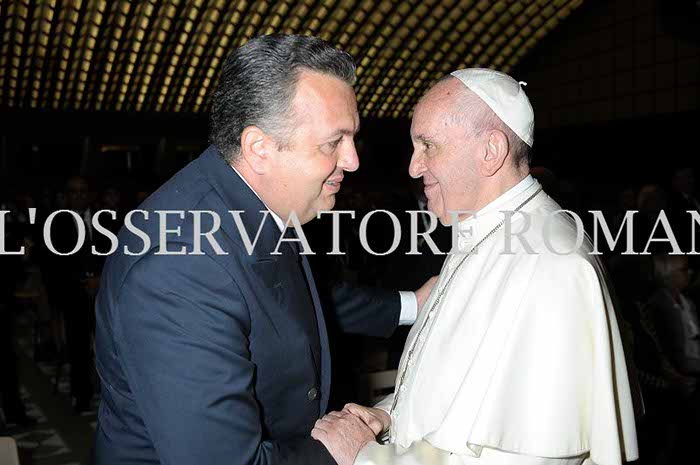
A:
[455,175,538,251]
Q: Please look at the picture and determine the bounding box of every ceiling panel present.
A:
[0,0,585,117]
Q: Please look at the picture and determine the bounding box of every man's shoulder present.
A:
[138,155,214,212]
[103,158,251,289]
[646,289,673,310]
[116,152,242,245]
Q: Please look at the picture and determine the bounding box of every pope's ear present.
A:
[239,126,275,174]
[480,129,509,177]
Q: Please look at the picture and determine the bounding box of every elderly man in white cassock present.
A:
[311,69,639,465]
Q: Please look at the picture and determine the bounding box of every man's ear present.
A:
[239,126,275,175]
[479,129,509,177]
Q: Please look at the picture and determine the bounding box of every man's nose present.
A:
[339,141,359,172]
[408,151,425,179]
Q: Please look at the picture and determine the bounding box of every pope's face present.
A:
[408,81,484,225]
[270,71,360,224]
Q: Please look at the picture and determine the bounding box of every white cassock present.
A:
[356,176,638,465]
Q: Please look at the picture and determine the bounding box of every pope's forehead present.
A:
[413,78,467,128]
[416,78,468,117]
[423,78,466,105]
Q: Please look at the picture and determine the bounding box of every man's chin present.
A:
[324,196,336,211]
[304,199,336,223]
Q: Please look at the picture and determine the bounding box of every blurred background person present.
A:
[40,176,98,413]
[0,189,36,428]
[635,255,699,464]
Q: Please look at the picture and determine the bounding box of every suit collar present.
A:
[229,164,286,232]
[197,145,283,259]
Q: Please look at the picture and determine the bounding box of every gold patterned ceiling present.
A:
[0,0,584,118]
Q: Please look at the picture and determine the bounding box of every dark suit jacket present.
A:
[645,289,700,376]
[92,146,400,465]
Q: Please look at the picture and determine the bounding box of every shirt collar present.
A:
[454,175,539,251]
[477,174,535,217]
[230,164,285,232]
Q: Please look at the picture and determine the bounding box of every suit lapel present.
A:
[282,230,328,410]
[197,146,330,412]
[299,253,331,414]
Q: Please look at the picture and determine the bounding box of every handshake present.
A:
[311,403,391,465]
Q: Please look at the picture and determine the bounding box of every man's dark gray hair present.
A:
[209,34,356,164]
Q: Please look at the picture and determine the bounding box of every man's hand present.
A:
[415,276,438,314]
[311,411,376,465]
[342,403,390,436]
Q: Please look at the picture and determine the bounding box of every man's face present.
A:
[269,71,360,224]
[408,81,483,225]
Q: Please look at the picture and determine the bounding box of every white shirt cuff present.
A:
[398,291,418,325]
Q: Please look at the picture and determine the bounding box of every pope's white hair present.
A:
[430,75,531,167]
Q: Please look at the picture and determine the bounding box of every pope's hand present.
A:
[342,403,391,435]
[415,276,438,314]
[311,411,376,465]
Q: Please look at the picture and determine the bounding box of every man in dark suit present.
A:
[668,168,700,273]
[92,35,434,465]
[42,176,98,412]
[641,254,699,463]
[646,255,700,378]
[1,195,35,427]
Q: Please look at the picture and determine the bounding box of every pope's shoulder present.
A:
[522,194,590,251]
[517,195,604,278]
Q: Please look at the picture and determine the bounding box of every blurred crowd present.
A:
[600,168,700,464]
[1,177,144,426]
[1,168,699,465]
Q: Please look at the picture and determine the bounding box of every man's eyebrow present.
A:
[327,126,360,138]
[414,134,435,145]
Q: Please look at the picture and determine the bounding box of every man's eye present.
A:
[327,138,342,150]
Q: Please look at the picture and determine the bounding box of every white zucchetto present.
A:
[450,68,534,147]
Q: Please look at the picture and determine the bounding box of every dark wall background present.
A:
[513,0,700,189]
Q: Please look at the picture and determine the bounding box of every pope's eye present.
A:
[325,138,343,152]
